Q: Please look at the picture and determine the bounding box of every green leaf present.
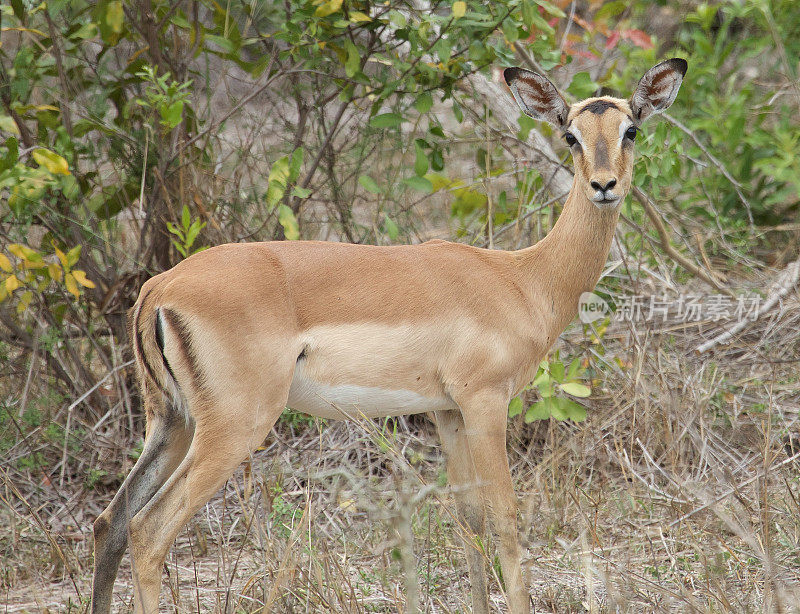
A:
[359,175,381,194]
[402,176,433,193]
[559,398,587,422]
[289,147,304,183]
[566,356,582,381]
[567,72,599,99]
[344,40,360,78]
[10,0,24,21]
[535,0,566,18]
[521,0,536,27]
[414,142,429,177]
[161,100,183,129]
[508,397,523,418]
[502,18,519,43]
[549,397,569,420]
[292,186,312,199]
[414,92,433,114]
[205,34,237,54]
[452,100,463,123]
[166,222,182,237]
[383,214,399,240]
[532,370,550,387]
[595,0,626,20]
[277,204,299,240]
[560,382,591,398]
[0,137,18,173]
[370,113,404,129]
[66,245,81,267]
[524,400,551,422]
[181,205,190,229]
[550,360,565,382]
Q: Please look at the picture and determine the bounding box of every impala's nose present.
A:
[590,178,617,193]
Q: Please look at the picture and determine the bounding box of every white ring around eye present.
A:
[570,125,584,147]
[619,120,634,145]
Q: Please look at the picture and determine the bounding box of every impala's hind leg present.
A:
[435,409,490,614]
[127,399,286,614]
[92,391,193,614]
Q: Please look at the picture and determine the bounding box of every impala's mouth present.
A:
[592,192,620,208]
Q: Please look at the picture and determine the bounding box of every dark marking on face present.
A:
[594,137,610,169]
[578,100,619,115]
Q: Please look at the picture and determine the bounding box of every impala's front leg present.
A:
[459,390,530,614]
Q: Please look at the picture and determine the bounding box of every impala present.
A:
[91,58,687,613]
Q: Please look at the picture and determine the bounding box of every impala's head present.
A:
[504,59,687,209]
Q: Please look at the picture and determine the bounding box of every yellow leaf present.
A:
[337,492,356,510]
[5,274,20,292]
[8,244,38,261]
[0,254,11,273]
[17,104,60,112]
[0,27,47,36]
[64,272,80,298]
[32,148,71,175]
[55,246,69,269]
[48,262,63,282]
[106,0,124,33]
[17,290,32,314]
[71,269,95,288]
[0,115,20,136]
[349,11,372,22]
[0,283,7,303]
[452,1,466,18]
[315,0,343,17]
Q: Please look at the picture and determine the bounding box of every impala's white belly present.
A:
[286,361,457,420]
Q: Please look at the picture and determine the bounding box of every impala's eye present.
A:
[625,125,637,140]
[564,132,577,147]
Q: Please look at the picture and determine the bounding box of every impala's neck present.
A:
[516,182,621,339]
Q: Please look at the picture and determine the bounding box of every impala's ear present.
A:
[504,67,569,128]
[630,58,687,124]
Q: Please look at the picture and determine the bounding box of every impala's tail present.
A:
[129,288,194,422]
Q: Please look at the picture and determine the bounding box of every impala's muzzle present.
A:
[590,178,620,208]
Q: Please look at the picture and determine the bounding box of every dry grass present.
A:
[3,273,800,613]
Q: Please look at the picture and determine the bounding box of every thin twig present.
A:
[632,186,735,298]
[63,359,135,416]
